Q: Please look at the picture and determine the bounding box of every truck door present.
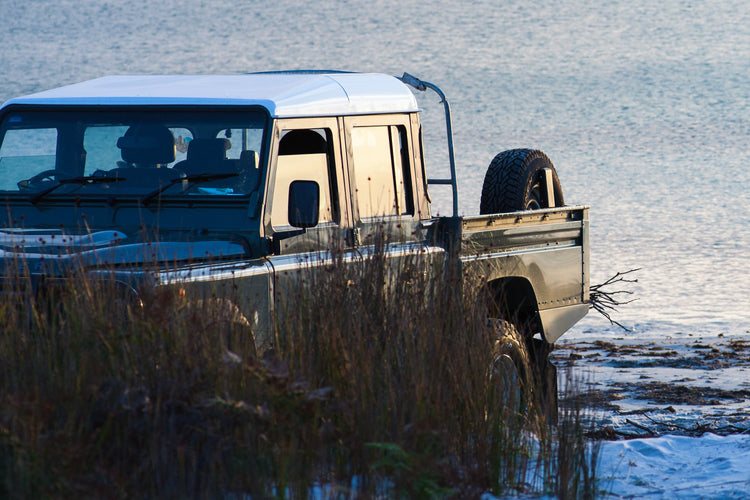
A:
[264,118,358,328]
[342,114,443,283]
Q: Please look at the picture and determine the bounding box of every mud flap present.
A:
[531,337,559,425]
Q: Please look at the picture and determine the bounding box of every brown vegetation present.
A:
[0,243,599,498]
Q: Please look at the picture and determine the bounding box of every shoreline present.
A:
[555,330,750,439]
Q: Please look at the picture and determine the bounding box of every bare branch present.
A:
[625,418,656,436]
[589,269,640,331]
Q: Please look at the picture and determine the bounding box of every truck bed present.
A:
[449,206,590,342]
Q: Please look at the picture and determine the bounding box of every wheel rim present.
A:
[526,179,543,210]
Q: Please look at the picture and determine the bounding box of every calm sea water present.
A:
[1,0,748,336]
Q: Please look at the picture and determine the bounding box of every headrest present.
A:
[186,138,231,164]
[118,125,176,165]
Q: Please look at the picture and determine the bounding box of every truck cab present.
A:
[0,72,588,358]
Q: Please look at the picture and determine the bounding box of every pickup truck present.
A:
[0,71,589,408]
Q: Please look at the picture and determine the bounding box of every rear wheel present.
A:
[480,149,564,214]
[489,320,533,417]
[489,319,558,424]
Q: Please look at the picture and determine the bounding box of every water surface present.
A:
[1,0,748,335]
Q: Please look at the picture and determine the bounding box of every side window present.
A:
[271,128,338,228]
[392,126,414,216]
[0,128,58,190]
[351,125,413,218]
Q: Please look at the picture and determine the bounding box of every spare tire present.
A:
[480,149,564,214]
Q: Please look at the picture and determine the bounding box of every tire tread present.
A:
[480,149,564,214]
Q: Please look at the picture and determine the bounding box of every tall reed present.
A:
[272,234,600,497]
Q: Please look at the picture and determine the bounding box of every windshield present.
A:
[0,107,267,200]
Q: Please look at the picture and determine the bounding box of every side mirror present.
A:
[288,180,319,228]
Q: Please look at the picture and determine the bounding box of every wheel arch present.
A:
[487,276,541,338]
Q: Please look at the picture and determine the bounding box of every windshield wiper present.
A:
[30,175,124,204]
[140,172,239,205]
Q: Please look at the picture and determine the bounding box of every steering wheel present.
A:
[18,170,74,190]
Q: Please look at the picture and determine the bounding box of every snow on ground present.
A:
[553,316,750,498]
[556,321,750,438]
[598,433,750,498]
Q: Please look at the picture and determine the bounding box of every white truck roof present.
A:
[0,73,419,118]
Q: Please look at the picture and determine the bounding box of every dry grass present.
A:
[0,237,599,498]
